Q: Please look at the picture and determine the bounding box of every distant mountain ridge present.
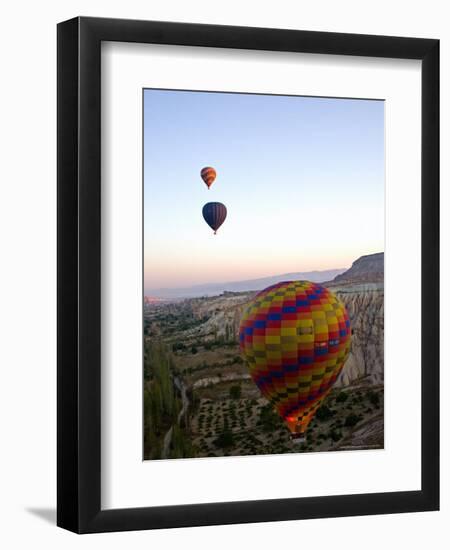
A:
[148,268,347,299]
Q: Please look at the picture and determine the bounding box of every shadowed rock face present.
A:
[334,289,384,386]
[326,252,384,386]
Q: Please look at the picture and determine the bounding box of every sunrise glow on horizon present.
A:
[144,90,384,293]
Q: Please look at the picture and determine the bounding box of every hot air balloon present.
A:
[201,166,216,189]
[239,281,351,441]
[202,202,227,234]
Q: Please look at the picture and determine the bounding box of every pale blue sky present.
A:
[144,89,384,292]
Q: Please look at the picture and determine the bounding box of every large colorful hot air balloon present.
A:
[239,281,351,441]
[201,166,216,189]
[202,202,227,234]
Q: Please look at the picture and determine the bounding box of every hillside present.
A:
[331,252,384,285]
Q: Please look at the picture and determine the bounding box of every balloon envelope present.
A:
[239,281,351,438]
[201,166,216,189]
[202,202,227,234]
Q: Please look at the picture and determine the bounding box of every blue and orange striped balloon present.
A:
[239,281,351,439]
[201,166,216,189]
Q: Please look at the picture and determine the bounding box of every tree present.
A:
[344,414,360,427]
[328,429,342,442]
[367,390,380,407]
[315,405,334,421]
[172,342,186,352]
[213,429,234,449]
[336,391,349,403]
[259,404,280,432]
[229,384,241,400]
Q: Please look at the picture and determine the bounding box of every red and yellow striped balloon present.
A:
[239,281,351,439]
[201,166,216,189]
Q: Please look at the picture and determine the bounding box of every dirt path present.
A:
[175,377,189,424]
[161,426,173,459]
[161,376,190,459]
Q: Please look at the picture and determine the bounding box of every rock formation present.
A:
[326,252,384,386]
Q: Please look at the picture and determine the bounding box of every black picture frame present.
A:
[57,16,439,534]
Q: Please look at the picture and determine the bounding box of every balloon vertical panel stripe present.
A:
[239,281,351,436]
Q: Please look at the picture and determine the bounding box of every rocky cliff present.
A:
[333,288,384,386]
[327,252,384,386]
[195,293,249,331]
[332,252,384,284]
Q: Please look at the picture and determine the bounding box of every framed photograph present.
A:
[57,17,439,533]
